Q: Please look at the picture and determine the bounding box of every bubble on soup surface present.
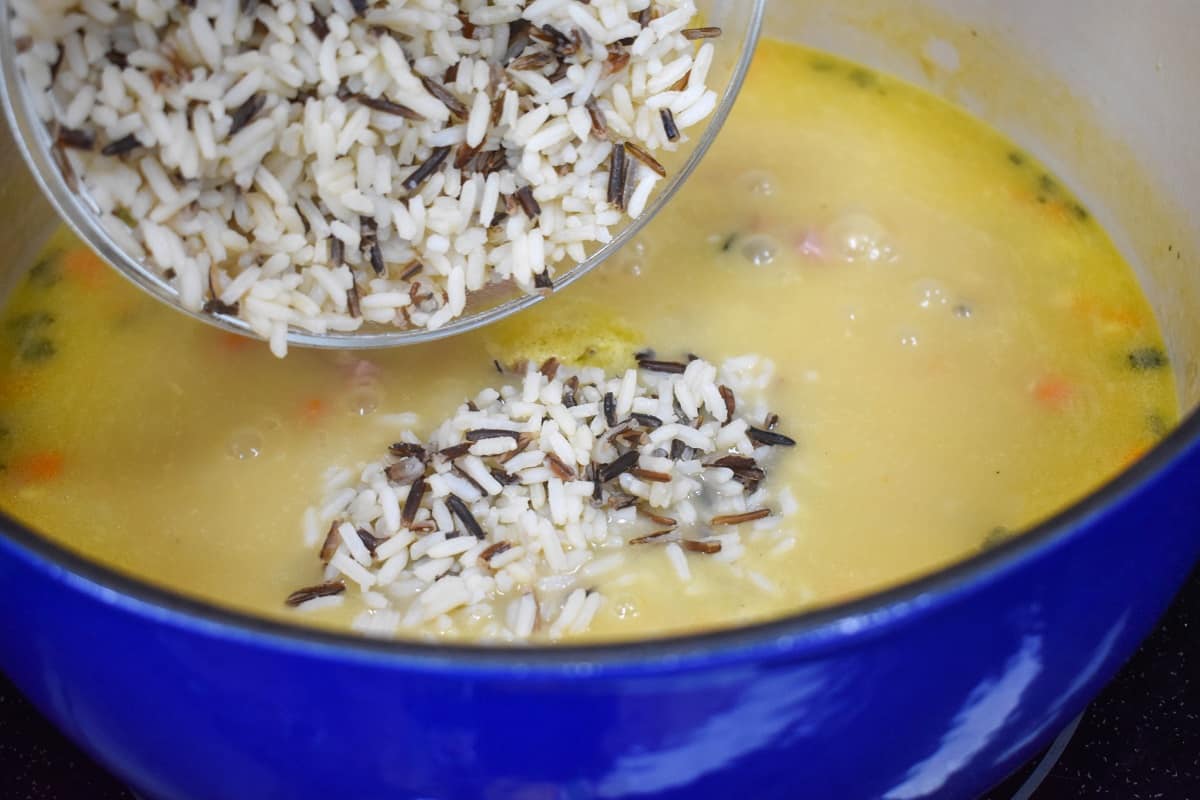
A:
[611,595,639,620]
[227,428,264,460]
[617,239,647,277]
[827,211,896,263]
[740,234,779,266]
[346,384,382,417]
[741,170,776,197]
[914,279,950,309]
[899,330,920,348]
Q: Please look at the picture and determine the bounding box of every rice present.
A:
[13,0,720,356]
[292,350,800,641]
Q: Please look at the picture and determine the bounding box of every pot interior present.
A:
[0,0,1195,631]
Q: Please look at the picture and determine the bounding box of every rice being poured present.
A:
[11,0,722,355]
[291,352,798,641]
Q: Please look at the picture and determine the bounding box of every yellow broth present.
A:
[0,40,1177,641]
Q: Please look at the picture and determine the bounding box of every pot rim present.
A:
[2,403,1196,675]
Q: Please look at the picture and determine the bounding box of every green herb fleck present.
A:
[1071,203,1089,222]
[1147,413,1171,438]
[27,253,62,288]
[810,58,838,73]
[18,337,56,363]
[1038,174,1058,195]
[982,526,1013,550]
[7,311,54,335]
[1007,151,1026,167]
[1128,346,1169,371]
[720,233,739,253]
[848,68,877,89]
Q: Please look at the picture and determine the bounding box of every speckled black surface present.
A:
[3,565,1198,799]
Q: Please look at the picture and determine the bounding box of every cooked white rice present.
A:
[288,351,799,641]
[11,0,721,356]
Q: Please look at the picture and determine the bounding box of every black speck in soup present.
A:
[1147,413,1170,438]
[982,526,1013,550]
[1128,347,1169,371]
[848,68,877,88]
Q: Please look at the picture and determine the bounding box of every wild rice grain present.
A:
[403,146,453,192]
[711,509,772,526]
[56,126,95,150]
[747,427,798,447]
[446,494,486,539]
[285,581,346,607]
[401,476,427,526]
[228,93,266,136]
[100,134,141,156]
[660,108,680,142]
[515,185,541,220]
[607,142,627,209]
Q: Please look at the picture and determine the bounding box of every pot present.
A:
[1,2,1198,798]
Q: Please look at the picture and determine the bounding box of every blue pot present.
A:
[2,3,1200,799]
[1,416,1198,800]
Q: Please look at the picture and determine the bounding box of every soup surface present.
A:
[0,40,1177,641]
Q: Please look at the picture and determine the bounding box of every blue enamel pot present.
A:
[2,2,1199,798]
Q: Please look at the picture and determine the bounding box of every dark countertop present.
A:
[3,566,1199,800]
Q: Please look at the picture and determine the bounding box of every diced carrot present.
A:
[13,450,65,482]
[1121,446,1151,469]
[300,397,327,422]
[1044,201,1072,225]
[1096,306,1142,330]
[1070,294,1143,331]
[62,248,108,287]
[1032,376,1074,410]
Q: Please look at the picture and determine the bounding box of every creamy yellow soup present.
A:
[0,40,1177,641]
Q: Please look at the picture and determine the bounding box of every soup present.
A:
[0,39,1177,641]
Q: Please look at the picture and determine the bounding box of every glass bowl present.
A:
[0,0,765,349]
